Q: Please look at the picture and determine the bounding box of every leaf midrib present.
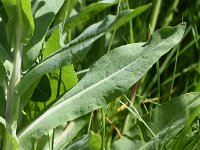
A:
[18,32,176,138]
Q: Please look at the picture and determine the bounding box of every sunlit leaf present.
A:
[17,23,186,150]
[22,0,65,70]
[17,5,151,108]
[63,0,118,30]
[1,0,34,45]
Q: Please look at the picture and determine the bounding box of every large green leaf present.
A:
[111,92,200,150]
[17,23,186,149]
[1,0,34,45]
[63,0,118,30]
[17,5,151,107]
[22,0,65,70]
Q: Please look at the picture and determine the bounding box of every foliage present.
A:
[0,0,199,150]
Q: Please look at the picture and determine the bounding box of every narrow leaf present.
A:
[53,0,78,26]
[18,23,186,150]
[22,0,65,70]
[1,0,34,45]
[63,0,118,30]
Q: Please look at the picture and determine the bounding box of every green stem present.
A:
[101,108,106,150]
[5,0,23,142]
[169,45,180,100]
[5,27,23,134]
[149,0,162,101]
[149,0,162,35]
[107,0,121,52]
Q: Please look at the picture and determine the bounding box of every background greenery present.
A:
[0,0,199,149]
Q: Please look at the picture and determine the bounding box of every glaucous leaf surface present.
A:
[22,0,65,70]
[111,92,200,150]
[63,0,118,30]
[1,0,34,45]
[17,5,151,107]
[17,23,186,150]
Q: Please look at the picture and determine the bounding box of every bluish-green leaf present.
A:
[111,92,200,150]
[22,0,65,70]
[1,0,34,45]
[17,5,151,107]
[63,0,118,30]
[17,23,186,150]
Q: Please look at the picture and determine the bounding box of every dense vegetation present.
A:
[0,0,199,149]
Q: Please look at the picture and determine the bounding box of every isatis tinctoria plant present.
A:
[0,0,199,150]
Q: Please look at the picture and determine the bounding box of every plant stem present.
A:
[6,29,23,135]
[149,0,162,35]
[5,0,23,136]
[150,0,162,100]
[101,108,106,150]
[169,45,180,100]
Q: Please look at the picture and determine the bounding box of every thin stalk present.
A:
[51,69,62,150]
[122,82,138,134]
[107,0,121,52]
[149,1,162,147]
[101,108,106,150]
[156,61,160,100]
[163,0,180,26]
[169,45,180,100]
[87,111,93,134]
[122,0,137,134]
[149,0,162,35]
[126,0,134,43]
[5,6,23,135]
[150,0,162,100]
[118,98,156,137]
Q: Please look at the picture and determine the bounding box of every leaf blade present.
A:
[18,23,186,150]
[17,5,151,107]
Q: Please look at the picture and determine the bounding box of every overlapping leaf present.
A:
[22,0,65,70]
[63,0,118,30]
[17,4,151,107]
[1,0,34,45]
[111,92,200,150]
[18,23,186,150]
